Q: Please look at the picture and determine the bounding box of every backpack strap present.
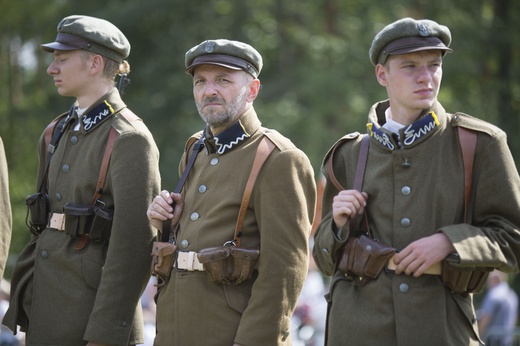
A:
[233,136,276,247]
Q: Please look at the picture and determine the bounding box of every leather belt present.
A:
[386,254,441,275]
[176,251,204,271]
[48,213,66,231]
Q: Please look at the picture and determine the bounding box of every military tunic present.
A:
[313,100,520,346]
[0,136,12,279]
[154,107,316,346]
[3,88,160,345]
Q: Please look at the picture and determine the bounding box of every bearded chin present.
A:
[200,110,231,128]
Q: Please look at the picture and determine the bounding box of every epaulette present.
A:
[322,132,362,167]
[451,112,502,138]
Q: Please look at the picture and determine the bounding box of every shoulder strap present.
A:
[162,137,204,242]
[457,126,477,223]
[233,136,276,247]
[90,108,142,206]
[326,135,370,192]
[326,139,347,191]
[349,135,370,235]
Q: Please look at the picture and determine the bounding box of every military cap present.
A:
[41,15,130,63]
[369,17,452,66]
[185,39,263,78]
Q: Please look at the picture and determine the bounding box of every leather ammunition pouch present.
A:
[338,235,396,286]
[441,260,492,294]
[25,192,50,235]
[151,242,177,280]
[197,246,260,285]
[62,203,113,242]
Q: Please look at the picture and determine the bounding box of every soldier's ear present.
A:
[375,64,388,86]
[89,54,105,76]
[246,79,261,102]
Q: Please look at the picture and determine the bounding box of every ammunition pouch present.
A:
[441,260,492,294]
[62,203,113,242]
[197,246,260,285]
[151,242,177,281]
[25,192,50,235]
[337,235,396,286]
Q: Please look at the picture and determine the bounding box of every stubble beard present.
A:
[196,85,248,129]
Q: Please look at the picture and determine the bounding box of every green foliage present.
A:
[1,0,519,288]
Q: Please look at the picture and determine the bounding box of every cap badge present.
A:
[418,23,430,37]
[204,41,216,53]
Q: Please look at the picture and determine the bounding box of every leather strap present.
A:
[348,135,370,235]
[90,128,118,206]
[326,139,347,191]
[457,126,477,223]
[77,107,141,250]
[233,136,276,247]
[161,137,204,242]
[90,108,141,206]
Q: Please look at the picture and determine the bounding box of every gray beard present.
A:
[197,86,248,129]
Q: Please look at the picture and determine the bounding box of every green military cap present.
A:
[369,17,452,66]
[185,39,263,78]
[41,15,130,63]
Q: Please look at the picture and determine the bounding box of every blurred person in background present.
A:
[478,271,519,346]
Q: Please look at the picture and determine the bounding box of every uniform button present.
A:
[62,164,70,173]
[55,193,62,201]
[401,218,411,227]
[198,185,207,193]
[70,136,78,144]
[190,212,199,221]
[210,158,219,166]
[180,240,189,249]
[399,283,409,293]
[401,186,411,196]
[40,250,49,259]
[402,158,411,168]
[121,321,128,327]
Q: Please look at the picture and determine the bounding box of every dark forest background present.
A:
[1,0,519,302]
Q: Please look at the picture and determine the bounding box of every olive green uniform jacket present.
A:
[3,89,160,345]
[154,107,316,346]
[313,101,520,346]
[0,136,12,279]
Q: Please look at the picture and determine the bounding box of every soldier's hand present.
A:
[332,190,368,229]
[147,190,184,230]
[392,232,456,277]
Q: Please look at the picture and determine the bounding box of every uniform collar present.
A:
[367,100,446,150]
[78,88,126,133]
[202,107,261,155]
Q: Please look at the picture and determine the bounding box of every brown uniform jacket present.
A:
[0,136,12,279]
[313,101,520,346]
[154,107,316,346]
[3,89,160,345]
